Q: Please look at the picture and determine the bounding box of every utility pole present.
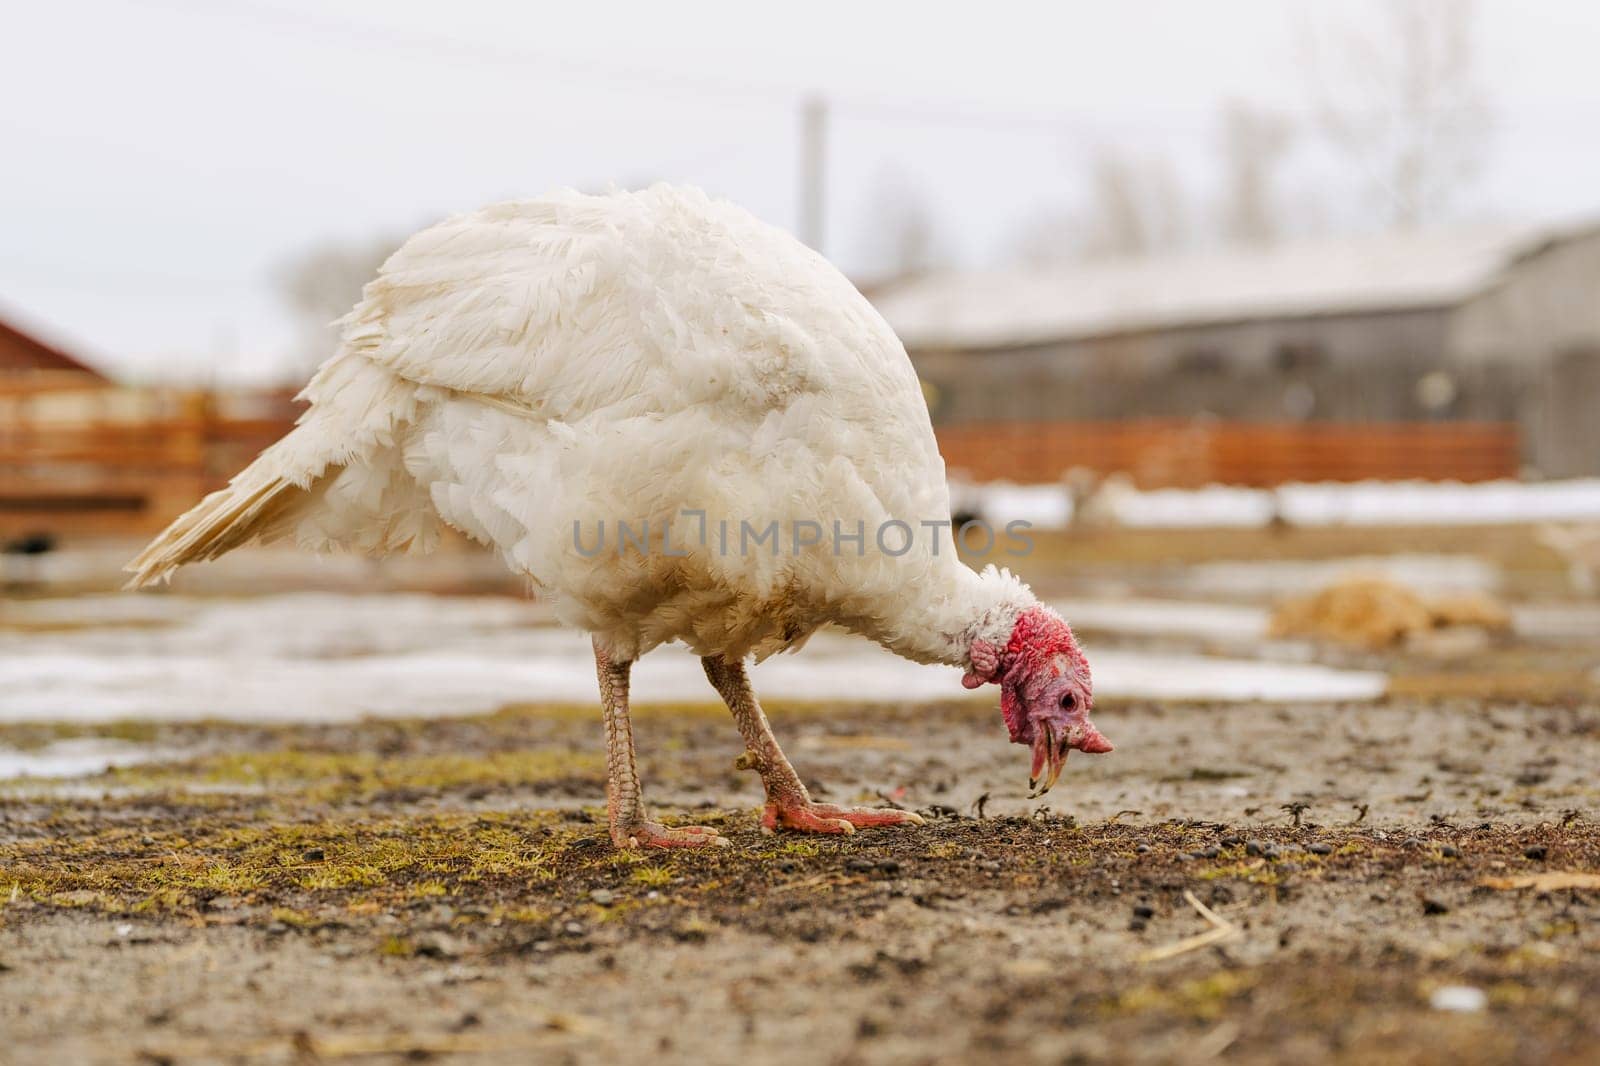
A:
[799,95,827,252]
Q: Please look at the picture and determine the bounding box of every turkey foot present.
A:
[617,820,730,849]
[760,800,925,836]
[702,655,927,838]
[597,644,730,850]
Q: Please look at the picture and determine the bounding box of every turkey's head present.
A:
[962,605,1111,796]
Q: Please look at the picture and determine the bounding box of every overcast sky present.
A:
[5,0,1600,383]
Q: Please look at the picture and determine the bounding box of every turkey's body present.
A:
[129,186,1012,668]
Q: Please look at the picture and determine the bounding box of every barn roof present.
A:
[0,311,104,376]
[871,222,1596,351]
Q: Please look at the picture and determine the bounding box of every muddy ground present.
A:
[3,685,1600,1065]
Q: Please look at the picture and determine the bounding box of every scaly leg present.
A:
[702,655,924,835]
[595,641,728,849]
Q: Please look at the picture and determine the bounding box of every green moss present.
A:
[190,862,268,894]
[0,718,167,753]
[270,906,318,928]
[1196,860,1284,886]
[0,811,576,917]
[299,864,385,891]
[97,747,602,801]
[133,888,194,913]
[1111,971,1257,1020]
[406,880,450,899]
[630,866,674,887]
[379,935,415,958]
[496,905,554,925]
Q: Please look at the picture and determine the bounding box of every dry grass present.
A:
[1269,574,1511,649]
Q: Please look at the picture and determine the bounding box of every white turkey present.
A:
[128,185,1112,848]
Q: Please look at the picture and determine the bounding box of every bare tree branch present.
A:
[1080,147,1188,259]
[1301,0,1492,228]
[1218,100,1295,247]
[277,235,404,372]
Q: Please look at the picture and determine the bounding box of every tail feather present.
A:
[123,468,301,588]
[125,351,431,589]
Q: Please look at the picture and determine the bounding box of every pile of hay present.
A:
[1269,575,1511,649]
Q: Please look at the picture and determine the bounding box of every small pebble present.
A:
[1127,918,1147,932]
[1524,845,1548,861]
[1430,985,1486,1013]
[1220,836,1244,848]
[1197,846,1220,859]
[1440,845,1462,858]
[589,889,615,906]
[1308,843,1334,856]
[415,934,461,959]
[1175,852,1195,863]
[303,847,326,862]
[1135,844,1152,854]
[1402,837,1425,849]
[846,858,877,873]
[1244,839,1267,857]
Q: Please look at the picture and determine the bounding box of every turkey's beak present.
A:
[1027,719,1113,798]
[1027,724,1067,798]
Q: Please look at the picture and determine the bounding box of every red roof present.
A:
[0,314,103,376]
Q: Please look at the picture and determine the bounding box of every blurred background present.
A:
[2,1,1598,731]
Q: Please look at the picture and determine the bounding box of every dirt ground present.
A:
[3,522,1597,1064]
[3,684,1600,1065]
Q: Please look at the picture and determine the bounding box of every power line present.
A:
[130,0,1514,140]
[133,0,800,105]
[127,0,1194,139]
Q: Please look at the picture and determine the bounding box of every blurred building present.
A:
[1,309,304,539]
[0,314,106,380]
[873,223,1600,481]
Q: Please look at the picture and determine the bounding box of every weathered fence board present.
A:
[934,419,1520,487]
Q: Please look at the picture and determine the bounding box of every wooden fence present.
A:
[0,382,302,538]
[933,419,1521,487]
[1,380,1523,538]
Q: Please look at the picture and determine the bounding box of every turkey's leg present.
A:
[702,655,924,835]
[594,641,728,849]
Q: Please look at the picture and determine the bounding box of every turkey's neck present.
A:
[867,563,1037,669]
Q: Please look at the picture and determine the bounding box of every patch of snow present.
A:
[1054,599,1268,641]
[1176,555,1500,600]
[1088,652,1384,702]
[1511,604,1600,643]
[0,739,169,781]
[1110,484,1279,528]
[972,479,1600,530]
[960,481,1073,529]
[0,594,1387,723]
